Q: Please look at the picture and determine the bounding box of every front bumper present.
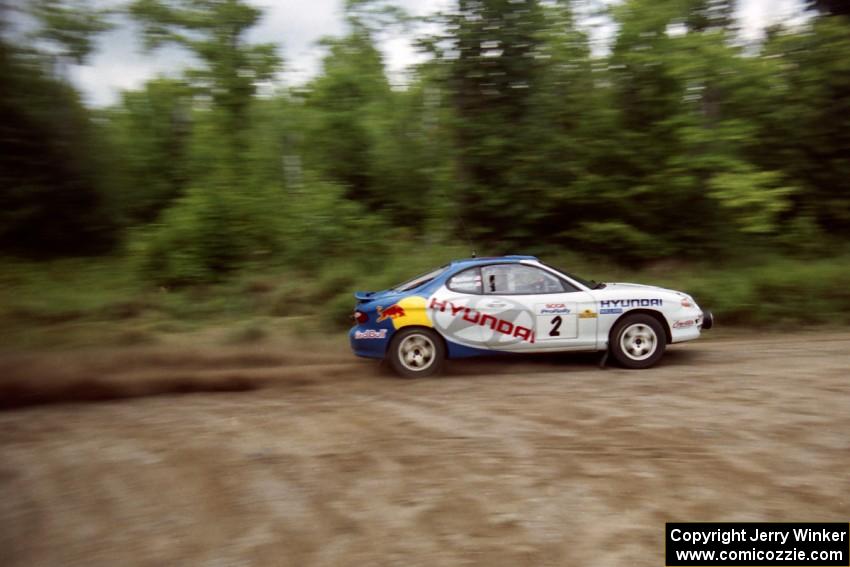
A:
[670,305,713,343]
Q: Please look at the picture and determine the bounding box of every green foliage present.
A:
[0,41,115,256]
[128,0,281,171]
[756,17,850,236]
[105,79,193,225]
[283,179,393,269]
[3,253,848,351]
[133,181,284,285]
[670,256,850,326]
[29,0,113,64]
[0,256,141,324]
[438,0,549,242]
[301,31,390,203]
[565,222,667,265]
[132,172,395,285]
[1,0,849,337]
[807,0,850,17]
[708,168,794,234]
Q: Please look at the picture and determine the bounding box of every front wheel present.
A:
[609,314,666,369]
[388,328,446,378]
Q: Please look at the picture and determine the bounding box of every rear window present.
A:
[391,266,447,292]
[447,268,482,294]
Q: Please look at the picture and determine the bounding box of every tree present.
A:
[756,18,850,238]
[434,0,547,243]
[596,0,795,260]
[28,0,112,67]
[298,3,453,235]
[683,0,735,32]
[301,30,391,206]
[807,0,850,17]
[0,1,117,256]
[106,78,193,225]
[0,39,114,256]
[127,0,287,281]
[129,0,280,174]
[515,1,606,242]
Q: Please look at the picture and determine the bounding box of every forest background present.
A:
[1,0,848,348]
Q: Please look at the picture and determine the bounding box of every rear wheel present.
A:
[609,314,666,369]
[388,328,446,378]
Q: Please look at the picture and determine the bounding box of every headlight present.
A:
[681,298,694,308]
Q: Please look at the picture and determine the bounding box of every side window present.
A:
[481,265,567,295]
[447,268,482,294]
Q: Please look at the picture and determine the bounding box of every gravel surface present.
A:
[1,332,848,566]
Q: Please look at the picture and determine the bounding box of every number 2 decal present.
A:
[549,315,562,337]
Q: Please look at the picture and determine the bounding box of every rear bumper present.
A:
[349,326,390,359]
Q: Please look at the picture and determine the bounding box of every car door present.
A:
[426,267,487,349]
[478,263,598,352]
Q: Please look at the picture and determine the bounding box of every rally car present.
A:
[349,255,713,377]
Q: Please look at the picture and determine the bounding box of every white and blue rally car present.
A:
[350,256,713,377]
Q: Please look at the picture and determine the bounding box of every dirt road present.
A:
[1,332,848,566]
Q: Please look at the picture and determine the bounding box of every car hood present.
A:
[605,282,667,292]
[602,282,687,297]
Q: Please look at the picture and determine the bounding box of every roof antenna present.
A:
[471,250,477,258]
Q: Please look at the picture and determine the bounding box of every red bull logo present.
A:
[376,304,406,322]
[355,329,388,339]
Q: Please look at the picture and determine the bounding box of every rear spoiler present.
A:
[354,291,375,301]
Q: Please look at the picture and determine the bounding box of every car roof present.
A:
[449,255,538,269]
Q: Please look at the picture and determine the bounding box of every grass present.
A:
[1,251,848,351]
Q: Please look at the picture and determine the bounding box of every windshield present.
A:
[391,265,448,292]
[541,263,604,290]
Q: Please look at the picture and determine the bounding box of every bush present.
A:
[133,176,401,286]
[2,253,847,351]
[659,256,850,327]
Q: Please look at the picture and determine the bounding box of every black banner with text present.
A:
[666,523,849,566]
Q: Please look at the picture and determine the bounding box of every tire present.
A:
[609,314,666,369]
[388,328,446,378]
